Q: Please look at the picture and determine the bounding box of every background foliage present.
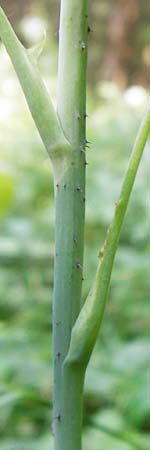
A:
[0,1,150,449]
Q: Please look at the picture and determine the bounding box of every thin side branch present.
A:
[0,7,72,173]
[66,102,150,367]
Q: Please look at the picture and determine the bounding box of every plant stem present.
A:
[67,103,150,367]
[53,1,89,449]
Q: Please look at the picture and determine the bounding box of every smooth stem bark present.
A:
[53,1,89,449]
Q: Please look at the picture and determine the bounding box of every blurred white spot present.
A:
[20,15,46,44]
[1,77,18,97]
[0,98,16,120]
[123,86,147,108]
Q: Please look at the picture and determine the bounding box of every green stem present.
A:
[53,1,89,449]
[58,364,85,450]
[67,103,150,367]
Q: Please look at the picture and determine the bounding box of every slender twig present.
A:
[67,103,150,366]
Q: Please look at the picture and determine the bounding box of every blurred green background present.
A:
[0,1,150,449]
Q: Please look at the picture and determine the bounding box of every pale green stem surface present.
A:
[53,1,89,449]
[67,103,150,367]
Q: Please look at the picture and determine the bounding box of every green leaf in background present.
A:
[0,172,14,216]
[0,391,21,408]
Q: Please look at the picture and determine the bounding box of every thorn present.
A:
[56,183,59,188]
[84,113,89,119]
[73,234,77,243]
[82,277,85,281]
[54,414,61,422]
[56,352,61,360]
[80,145,85,154]
[75,184,81,192]
[56,321,61,326]
[82,197,86,203]
[75,112,81,120]
[64,184,67,189]
[87,26,93,34]
[80,41,86,51]
[75,261,82,270]
[86,139,91,144]
[85,161,88,166]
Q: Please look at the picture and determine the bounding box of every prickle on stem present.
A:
[75,261,82,270]
[75,112,81,120]
[87,25,93,34]
[55,414,61,423]
[73,234,77,243]
[75,184,81,192]
[80,145,85,154]
[80,41,86,51]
